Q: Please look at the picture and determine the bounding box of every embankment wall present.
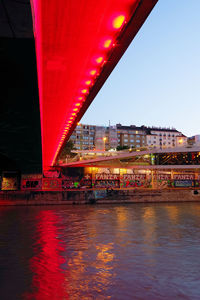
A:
[0,189,200,205]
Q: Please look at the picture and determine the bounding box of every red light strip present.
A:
[51,11,133,166]
[31,0,143,169]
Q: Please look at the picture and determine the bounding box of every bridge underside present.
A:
[32,0,158,169]
[0,0,158,173]
[0,0,42,174]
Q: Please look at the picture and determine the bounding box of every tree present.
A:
[116,145,129,151]
[58,140,76,160]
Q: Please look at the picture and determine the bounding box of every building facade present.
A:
[69,123,187,151]
[146,127,187,149]
[70,124,118,151]
[70,124,96,150]
[116,124,146,149]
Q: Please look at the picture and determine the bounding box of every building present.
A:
[116,124,146,149]
[70,124,118,151]
[70,124,96,150]
[69,123,187,152]
[187,135,200,147]
[146,127,187,149]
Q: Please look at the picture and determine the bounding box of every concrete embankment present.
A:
[0,189,200,205]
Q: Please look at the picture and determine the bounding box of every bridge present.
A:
[0,0,158,173]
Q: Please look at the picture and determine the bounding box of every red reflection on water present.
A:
[24,211,69,299]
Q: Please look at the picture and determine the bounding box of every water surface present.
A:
[0,203,200,299]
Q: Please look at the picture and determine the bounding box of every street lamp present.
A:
[103,137,107,151]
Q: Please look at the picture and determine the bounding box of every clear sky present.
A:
[81,0,200,137]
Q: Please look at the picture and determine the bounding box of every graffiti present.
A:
[123,174,146,181]
[42,178,62,190]
[173,174,195,180]
[43,171,60,178]
[122,174,146,188]
[21,179,42,190]
[62,180,80,189]
[95,174,120,180]
[94,180,120,188]
[1,177,18,191]
[174,180,194,187]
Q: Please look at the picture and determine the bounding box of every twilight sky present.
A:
[81,0,200,137]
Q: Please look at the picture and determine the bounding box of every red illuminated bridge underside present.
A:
[31,0,158,170]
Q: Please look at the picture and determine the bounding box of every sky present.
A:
[81,0,200,137]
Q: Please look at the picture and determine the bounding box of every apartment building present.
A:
[70,124,96,150]
[146,127,187,149]
[70,123,187,151]
[70,124,118,151]
[116,124,146,149]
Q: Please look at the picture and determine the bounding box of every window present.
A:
[136,139,140,142]
[130,139,134,142]
[124,139,128,142]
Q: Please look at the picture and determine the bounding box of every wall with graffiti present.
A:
[21,174,42,190]
[1,172,19,191]
[94,174,120,188]
[1,168,200,191]
[121,174,149,188]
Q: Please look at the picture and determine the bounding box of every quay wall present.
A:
[0,189,200,205]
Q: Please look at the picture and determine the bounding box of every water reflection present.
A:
[24,210,68,299]
[1,204,200,299]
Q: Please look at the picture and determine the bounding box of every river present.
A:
[0,203,200,299]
